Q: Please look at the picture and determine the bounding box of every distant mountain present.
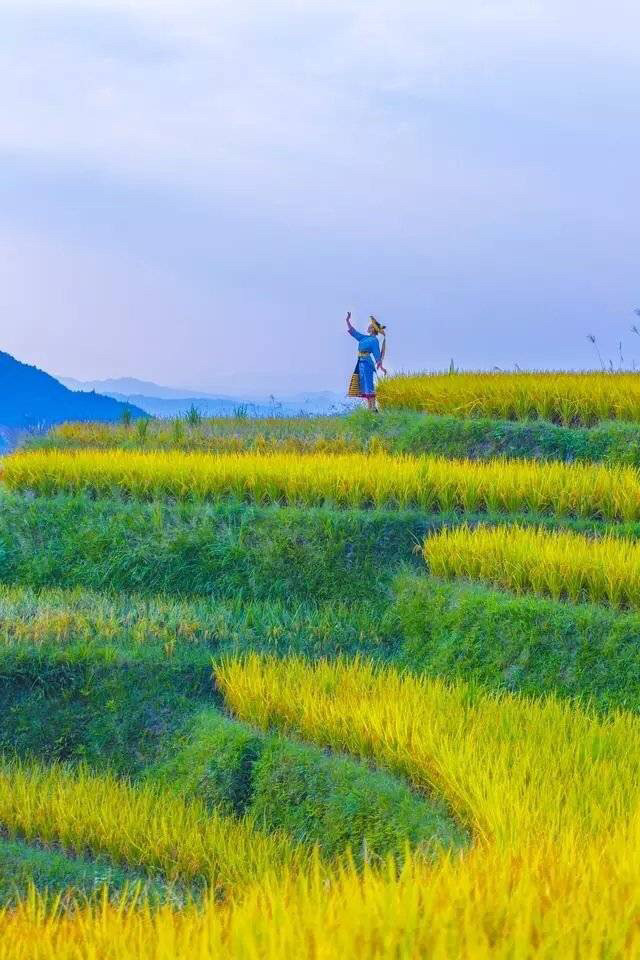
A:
[58,376,219,401]
[109,394,250,418]
[279,390,350,409]
[104,393,353,418]
[0,351,146,431]
[61,375,354,418]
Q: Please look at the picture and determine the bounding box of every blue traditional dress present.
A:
[348,328,382,397]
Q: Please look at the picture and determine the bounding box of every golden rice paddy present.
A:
[4,448,640,519]
[4,655,640,957]
[378,370,640,424]
[424,524,640,608]
[0,760,302,889]
[7,385,640,956]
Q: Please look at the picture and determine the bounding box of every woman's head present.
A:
[368,316,386,336]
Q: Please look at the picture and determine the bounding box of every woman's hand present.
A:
[345,311,352,328]
[377,363,387,375]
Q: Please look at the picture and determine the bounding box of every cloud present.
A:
[0,0,639,386]
[3,1,638,207]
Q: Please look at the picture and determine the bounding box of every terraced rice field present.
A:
[6,447,640,519]
[3,381,640,956]
[425,524,640,608]
[378,370,640,424]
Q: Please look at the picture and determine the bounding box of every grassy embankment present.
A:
[37,408,640,465]
[0,836,173,906]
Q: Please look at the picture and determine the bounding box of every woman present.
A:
[346,311,388,411]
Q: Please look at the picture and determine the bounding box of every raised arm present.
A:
[345,311,365,341]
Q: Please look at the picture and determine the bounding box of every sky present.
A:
[0,0,639,394]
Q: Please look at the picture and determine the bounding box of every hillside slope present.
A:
[0,352,145,429]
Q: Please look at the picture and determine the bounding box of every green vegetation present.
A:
[0,837,174,905]
[7,404,640,923]
[38,410,640,465]
[1,568,640,800]
[391,574,640,712]
[0,588,464,864]
[0,589,389,775]
[150,709,466,864]
[4,492,640,604]
[0,641,210,774]
[0,586,387,659]
[0,492,428,601]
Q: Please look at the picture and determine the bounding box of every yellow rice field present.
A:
[4,655,640,957]
[4,842,640,960]
[216,655,640,845]
[0,760,301,890]
[47,418,361,455]
[424,524,640,609]
[378,370,640,424]
[222,655,640,953]
[4,448,640,519]
[7,385,640,957]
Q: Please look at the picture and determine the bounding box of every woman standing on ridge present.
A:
[346,311,388,411]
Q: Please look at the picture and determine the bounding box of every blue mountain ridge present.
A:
[0,351,146,430]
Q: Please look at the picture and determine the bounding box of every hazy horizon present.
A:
[1,1,639,393]
[57,370,349,398]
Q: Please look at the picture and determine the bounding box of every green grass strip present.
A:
[33,411,640,467]
[149,709,467,865]
[3,494,640,604]
[391,574,640,712]
[0,836,176,906]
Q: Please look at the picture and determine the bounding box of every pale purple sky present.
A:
[1,1,639,393]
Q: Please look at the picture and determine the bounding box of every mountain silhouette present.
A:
[0,351,146,430]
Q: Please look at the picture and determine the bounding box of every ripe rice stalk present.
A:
[4,449,640,521]
[423,525,640,609]
[216,654,640,847]
[4,835,640,960]
[378,371,640,425]
[3,658,640,955]
[208,654,640,954]
[0,760,303,890]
